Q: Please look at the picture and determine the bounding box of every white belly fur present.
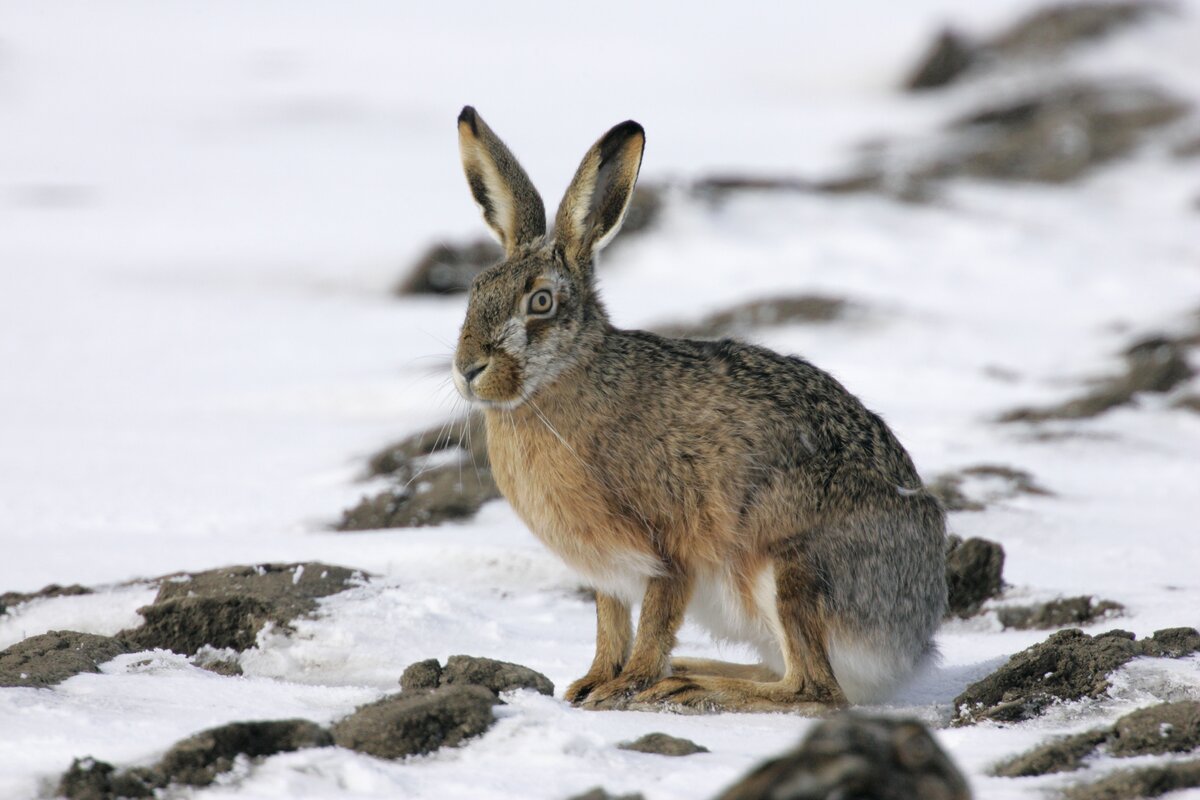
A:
[685,564,787,676]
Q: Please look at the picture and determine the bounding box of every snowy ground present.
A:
[2,1,1200,798]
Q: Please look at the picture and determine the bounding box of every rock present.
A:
[929,464,1051,512]
[655,295,849,340]
[121,563,360,655]
[440,655,555,696]
[400,658,443,691]
[58,758,157,800]
[953,627,1200,725]
[944,536,1006,617]
[1062,759,1200,800]
[905,28,977,91]
[155,719,331,787]
[0,631,131,688]
[0,583,91,615]
[715,713,970,800]
[993,728,1109,778]
[337,465,499,530]
[618,733,709,757]
[1001,335,1194,422]
[567,790,646,800]
[331,685,498,759]
[394,238,502,296]
[1109,701,1200,757]
[997,596,1124,630]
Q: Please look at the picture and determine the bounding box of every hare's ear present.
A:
[458,106,546,255]
[554,120,645,271]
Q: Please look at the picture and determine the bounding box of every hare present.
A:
[450,106,947,712]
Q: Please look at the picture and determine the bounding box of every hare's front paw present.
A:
[579,673,657,710]
[564,671,612,705]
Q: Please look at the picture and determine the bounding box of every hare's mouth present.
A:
[452,351,527,409]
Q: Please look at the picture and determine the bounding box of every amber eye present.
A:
[527,288,555,316]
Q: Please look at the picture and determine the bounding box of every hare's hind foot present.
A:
[669,657,779,682]
[628,675,844,715]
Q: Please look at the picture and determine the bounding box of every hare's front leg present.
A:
[581,573,691,710]
[564,592,632,703]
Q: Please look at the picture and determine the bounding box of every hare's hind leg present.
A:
[669,658,779,682]
[632,559,847,713]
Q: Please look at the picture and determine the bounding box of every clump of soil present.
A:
[905,2,1171,91]
[58,719,331,799]
[338,466,499,530]
[997,595,1124,630]
[0,631,131,688]
[331,685,498,759]
[716,713,970,800]
[929,464,1052,512]
[399,654,554,697]
[0,583,91,615]
[995,701,1200,778]
[120,562,361,656]
[618,733,709,757]
[568,790,646,800]
[1001,336,1195,423]
[954,627,1200,725]
[338,414,500,531]
[1063,760,1200,800]
[945,535,1006,617]
[397,185,663,295]
[394,238,502,295]
[655,295,850,340]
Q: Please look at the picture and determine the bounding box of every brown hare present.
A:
[451,106,947,713]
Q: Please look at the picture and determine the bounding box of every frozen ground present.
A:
[1,1,1199,798]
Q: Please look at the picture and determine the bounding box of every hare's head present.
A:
[451,107,644,408]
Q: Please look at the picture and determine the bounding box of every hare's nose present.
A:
[462,360,489,384]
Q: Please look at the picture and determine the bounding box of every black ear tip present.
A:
[598,120,645,163]
[458,106,479,133]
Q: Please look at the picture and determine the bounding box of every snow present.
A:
[2,0,1200,798]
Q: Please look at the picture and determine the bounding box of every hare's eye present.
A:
[527,288,555,316]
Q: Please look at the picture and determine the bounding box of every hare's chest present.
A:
[484,413,660,601]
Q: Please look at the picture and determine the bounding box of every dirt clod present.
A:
[1063,759,1200,800]
[997,596,1124,630]
[0,631,131,688]
[395,238,502,295]
[993,728,1109,778]
[618,733,709,757]
[156,719,331,787]
[1001,335,1195,423]
[440,654,555,696]
[400,658,443,691]
[905,28,977,91]
[121,563,360,655]
[655,295,849,340]
[331,685,498,759]
[0,583,91,615]
[945,535,1006,617]
[955,628,1200,725]
[929,464,1051,512]
[567,790,646,800]
[59,758,157,800]
[716,713,970,800]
